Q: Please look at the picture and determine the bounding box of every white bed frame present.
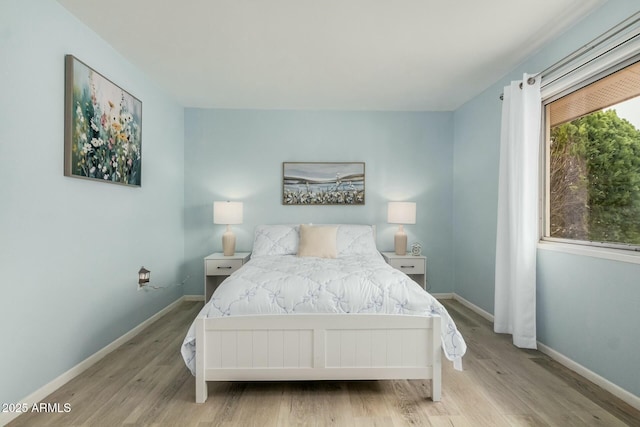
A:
[195,313,442,403]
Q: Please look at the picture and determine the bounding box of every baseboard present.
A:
[0,296,186,426]
[183,294,205,302]
[450,292,639,411]
[431,292,454,299]
[451,293,495,322]
[536,342,640,411]
[434,292,494,322]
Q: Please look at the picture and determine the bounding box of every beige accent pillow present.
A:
[297,224,338,258]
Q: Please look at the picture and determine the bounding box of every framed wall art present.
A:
[283,162,365,205]
[64,55,142,186]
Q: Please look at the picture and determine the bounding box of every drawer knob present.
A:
[217,266,233,269]
[400,265,414,269]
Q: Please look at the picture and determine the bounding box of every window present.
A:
[543,59,640,249]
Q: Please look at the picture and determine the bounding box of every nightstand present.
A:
[381,252,427,290]
[204,252,251,302]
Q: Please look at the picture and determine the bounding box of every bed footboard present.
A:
[195,314,442,403]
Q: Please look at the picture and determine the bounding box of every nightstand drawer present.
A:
[205,259,243,276]
[387,258,425,274]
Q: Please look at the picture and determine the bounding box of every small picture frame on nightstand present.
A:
[411,242,422,256]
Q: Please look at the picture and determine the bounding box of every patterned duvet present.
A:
[181,253,467,374]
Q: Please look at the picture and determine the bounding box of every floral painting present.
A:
[64,55,142,186]
[283,162,365,205]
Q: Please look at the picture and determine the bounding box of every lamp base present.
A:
[394,225,407,255]
[222,227,236,256]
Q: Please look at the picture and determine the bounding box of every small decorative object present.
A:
[283,162,365,205]
[64,55,142,186]
[411,242,422,256]
[387,201,417,255]
[138,267,150,286]
[213,201,243,256]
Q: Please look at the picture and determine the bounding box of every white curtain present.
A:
[494,73,541,349]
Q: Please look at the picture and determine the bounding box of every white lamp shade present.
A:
[387,202,416,224]
[213,201,243,225]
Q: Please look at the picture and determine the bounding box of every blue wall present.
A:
[452,0,640,397]
[3,0,639,409]
[0,0,185,406]
[184,109,454,295]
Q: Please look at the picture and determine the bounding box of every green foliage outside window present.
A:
[550,109,640,245]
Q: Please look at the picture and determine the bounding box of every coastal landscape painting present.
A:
[283,162,365,205]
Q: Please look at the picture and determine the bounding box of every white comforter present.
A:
[181,253,466,374]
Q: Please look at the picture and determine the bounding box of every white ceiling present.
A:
[57,0,605,111]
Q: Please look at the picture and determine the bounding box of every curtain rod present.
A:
[499,10,640,100]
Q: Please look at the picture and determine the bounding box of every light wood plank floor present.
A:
[8,299,640,426]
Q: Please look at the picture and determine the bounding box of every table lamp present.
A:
[387,201,416,255]
[213,201,243,256]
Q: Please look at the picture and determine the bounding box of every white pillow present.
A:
[251,224,378,258]
[251,224,299,257]
[297,224,337,258]
[336,224,378,256]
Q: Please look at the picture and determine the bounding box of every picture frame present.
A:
[64,55,142,187]
[283,162,365,205]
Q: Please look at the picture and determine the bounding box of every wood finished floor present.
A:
[8,299,640,426]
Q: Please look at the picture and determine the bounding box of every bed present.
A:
[181,224,466,403]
